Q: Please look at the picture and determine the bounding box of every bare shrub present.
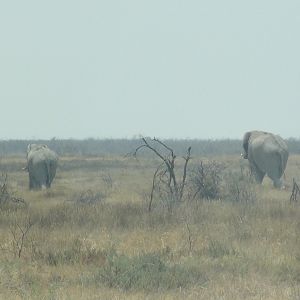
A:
[0,173,26,207]
[9,217,34,258]
[0,216,35,259]
[290,178,300,203]
[188,160,256,203]
[189,160,224,201]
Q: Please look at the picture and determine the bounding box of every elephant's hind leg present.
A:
[269,176,283,189]
[251,164,265,184]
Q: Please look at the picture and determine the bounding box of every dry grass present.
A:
[0,154,300,299]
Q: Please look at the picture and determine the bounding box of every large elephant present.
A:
[26,144,58,190]
[242,131,289,188]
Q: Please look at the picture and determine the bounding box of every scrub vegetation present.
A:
[0,139,300,299]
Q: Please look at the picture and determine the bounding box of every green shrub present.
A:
[94,251,207,291]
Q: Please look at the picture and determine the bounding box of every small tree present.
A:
[133,137,191,211]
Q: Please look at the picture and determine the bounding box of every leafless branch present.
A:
[132,137,192,211]
[179,146,192,200]
[149,163,164,212]
[183,216,194,254]
[9,217,35,258]
[290,178,300,203]
[153,137,175,157]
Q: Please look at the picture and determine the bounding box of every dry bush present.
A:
[188,160,224,201]
[0,174,26,207]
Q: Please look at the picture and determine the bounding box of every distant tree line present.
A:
[0,138,299,157]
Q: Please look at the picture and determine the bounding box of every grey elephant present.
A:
[26,144,58,190]
[242,130,289,188]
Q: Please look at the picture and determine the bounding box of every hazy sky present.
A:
[1,1,299,140]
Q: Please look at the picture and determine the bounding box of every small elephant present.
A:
[26,144,58,190]
[242,131,289,188]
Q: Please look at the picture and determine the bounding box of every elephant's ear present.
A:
[242,131,252,159]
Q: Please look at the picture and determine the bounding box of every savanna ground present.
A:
[1,150,300,300]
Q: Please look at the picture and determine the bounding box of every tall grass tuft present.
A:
[224,170,257,203]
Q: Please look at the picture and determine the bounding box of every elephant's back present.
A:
[251,133,286,152]
[258,134,288,159]
[28,148,58,165]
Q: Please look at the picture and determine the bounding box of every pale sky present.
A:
[1,1,299,140]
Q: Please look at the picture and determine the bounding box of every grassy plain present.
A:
[0,154,300,299]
